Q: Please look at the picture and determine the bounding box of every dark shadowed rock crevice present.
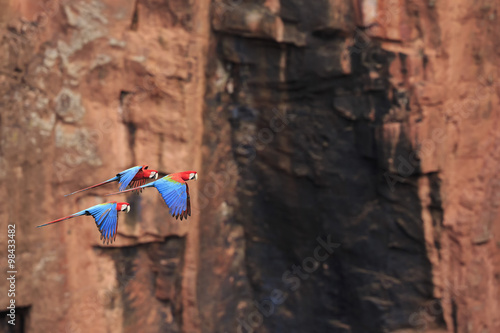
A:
[95,237,186,333]
[200,1,447,332]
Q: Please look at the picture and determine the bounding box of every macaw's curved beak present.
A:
[155,173,158,179]
[126,205,131,213]
[195,173,198,181]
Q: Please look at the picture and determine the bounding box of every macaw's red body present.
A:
[167,172,194,183]
[129,168,157,188]
[65,165,158,197]
[107,171,198,220]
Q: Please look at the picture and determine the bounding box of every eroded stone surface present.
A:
[0,1,499,333]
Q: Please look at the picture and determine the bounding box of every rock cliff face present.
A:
[1,1,499,333]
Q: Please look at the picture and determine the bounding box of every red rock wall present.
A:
[0,0,499,333]
[0,0,209,332]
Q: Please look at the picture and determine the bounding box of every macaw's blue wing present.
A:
[154,178,191,220]
[117,166,144,191]
[86,202,119,244]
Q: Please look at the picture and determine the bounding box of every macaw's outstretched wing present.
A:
[129,179,147,192]
[154,178,190,220]
[87,202,119,244]
[117,166,144,191]
[185,183,191,218]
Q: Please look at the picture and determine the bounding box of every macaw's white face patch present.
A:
[189,173,197,180]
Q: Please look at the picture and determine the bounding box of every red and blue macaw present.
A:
[107,171,197,220]
[37,201,131,244]
[65,165,158,197]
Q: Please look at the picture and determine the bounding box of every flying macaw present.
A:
[36,201,131,244]
[107,171,197,220]
[65,165,158,197]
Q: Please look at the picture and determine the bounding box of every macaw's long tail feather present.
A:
[64,176,119,197]
[36,212,85,228]
[105,182,155,196]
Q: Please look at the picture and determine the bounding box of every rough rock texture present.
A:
[0,0,499,333]
[0,0,208,332]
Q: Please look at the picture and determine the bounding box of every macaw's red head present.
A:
[179,171,198,181]
[117,202,131,213]
[144,169,159,179]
